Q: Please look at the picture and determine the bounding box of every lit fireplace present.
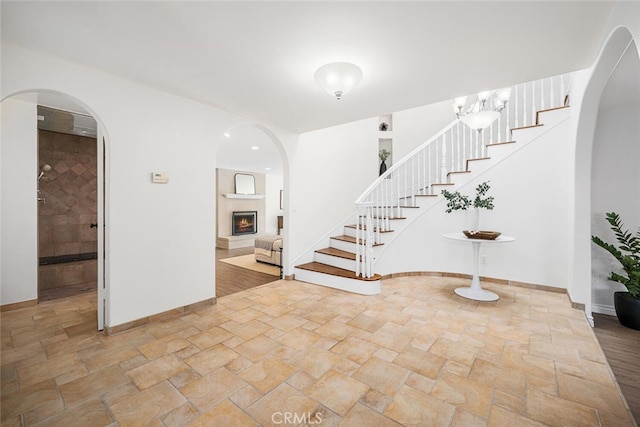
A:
[232,211,257,235]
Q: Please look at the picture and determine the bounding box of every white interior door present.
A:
[97,134,107,330]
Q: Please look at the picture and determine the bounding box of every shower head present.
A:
[38,164,52,181]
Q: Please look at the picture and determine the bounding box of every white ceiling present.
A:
[1,1,616,135]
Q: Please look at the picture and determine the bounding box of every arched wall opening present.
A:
[572,26,639,322]
[1,89,109,330]
[214,122,290,295]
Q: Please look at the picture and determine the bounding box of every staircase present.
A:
[294,73,573,295]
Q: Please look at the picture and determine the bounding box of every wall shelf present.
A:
[224,193,265,199]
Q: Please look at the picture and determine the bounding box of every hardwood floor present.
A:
[593,313,640,424]
[215,246,280,298]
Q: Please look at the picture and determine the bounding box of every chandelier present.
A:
[453,88,512,131]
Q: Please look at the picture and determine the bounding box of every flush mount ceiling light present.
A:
[314,62,363,100]
[453,88,512,131]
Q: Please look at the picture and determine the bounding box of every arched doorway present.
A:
[215,123,288,297]
[1,90,109,330]
[571,26,640,323]
[590,39,640,315]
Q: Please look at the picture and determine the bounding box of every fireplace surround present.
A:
[232,211,257,236]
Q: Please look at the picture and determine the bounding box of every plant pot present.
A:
[379,161,387,176]
[614,291,640,330]
[465,207,480,231]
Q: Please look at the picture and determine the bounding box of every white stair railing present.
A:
[354,72,573,278]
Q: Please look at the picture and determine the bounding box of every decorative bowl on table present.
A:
[463,230,501,240]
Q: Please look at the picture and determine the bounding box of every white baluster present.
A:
[355,205,361,277]
[489,118,493,146]
[427,148,432,193]
[456,122,464,171]
[366,207,373,278]
[515,84,519,129]
[410,157,415,206]
[440,135,447,182]
[532,80,536,124]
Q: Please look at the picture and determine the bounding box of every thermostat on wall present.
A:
[151,172,169,184]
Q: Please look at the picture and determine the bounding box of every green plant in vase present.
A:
[441,181,495,233]
[379,149,391,176]
[592,212,640,330]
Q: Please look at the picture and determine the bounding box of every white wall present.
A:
[265,172,283,235]
[376,116,573,288]
[0,97,38,305]
[392,99,456,161]
[591,105,640,313]
[0,43,253,326]
[290,118,378,265]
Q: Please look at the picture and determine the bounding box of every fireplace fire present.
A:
[232,211,257,236]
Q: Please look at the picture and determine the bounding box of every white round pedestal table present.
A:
[443,232,515,301]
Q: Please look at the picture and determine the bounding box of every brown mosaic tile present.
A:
[184,344,240,375]
[239,357,298,393]
[110,381,186,425]
[353,357,409,396]
[127,353,189,390]
[384,384,456,426]
[305,369,369,416]
[180,367,247,411]
[526,387,598,426]
[247,383,318,426]
[189,399,258,426]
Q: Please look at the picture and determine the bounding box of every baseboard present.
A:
[592,303,616,317]
[380,271,566,295]
[105,297,216,335]
[1,298,37,312]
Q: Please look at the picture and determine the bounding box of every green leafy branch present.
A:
[442,181,495,214]
[592,212,640,298]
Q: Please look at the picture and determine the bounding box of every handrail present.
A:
[354,72,573,278]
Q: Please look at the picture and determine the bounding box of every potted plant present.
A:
[442,181,498,238]
[591,212,640,330]
[379,149,391,176]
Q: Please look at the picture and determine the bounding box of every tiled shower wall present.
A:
[38,129,98,292]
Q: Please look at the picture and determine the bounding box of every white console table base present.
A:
[443,233,515,302]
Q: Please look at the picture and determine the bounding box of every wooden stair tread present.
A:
[370,216,406,220]
[511,123,543,131]
[487,140,516,147]
[344,224,394,233]
[295,262,382,281]
[535,105,570,124]
[369,201,419,208]
[537,105,570,114]
[331,235,384,246]
[448,170,471,176]
[316,247,356,260]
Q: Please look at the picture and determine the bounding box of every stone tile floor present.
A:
[1,276,636,426]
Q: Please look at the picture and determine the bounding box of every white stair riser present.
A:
[330,238,357,253]
[315,252,356,271]
[343,227,395,243]
[294,268,381,296]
